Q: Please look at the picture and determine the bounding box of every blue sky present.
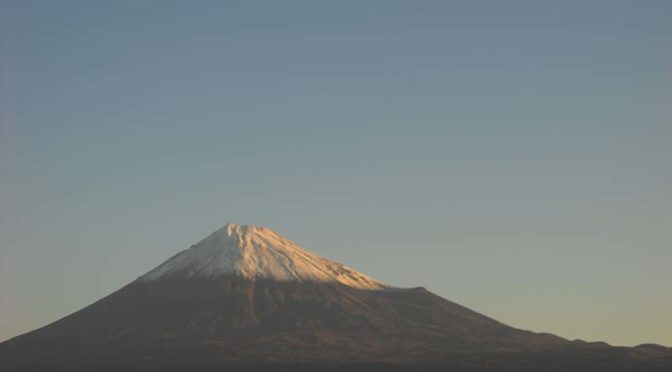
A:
[1,0,671,345]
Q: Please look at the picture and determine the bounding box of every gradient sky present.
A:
[1,0,671,346]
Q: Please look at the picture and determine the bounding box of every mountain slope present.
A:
[1,224,671,372]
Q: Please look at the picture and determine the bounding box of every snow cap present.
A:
[139,223,385,290]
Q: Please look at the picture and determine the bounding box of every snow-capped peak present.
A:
[139,223,386,290]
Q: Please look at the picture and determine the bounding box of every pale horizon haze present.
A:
[1,1,671,347]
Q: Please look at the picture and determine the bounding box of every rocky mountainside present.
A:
[1,224,671,372]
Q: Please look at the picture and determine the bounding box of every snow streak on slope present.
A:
[139,224,386,290]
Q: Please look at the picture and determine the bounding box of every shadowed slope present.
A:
[0,277,564,367]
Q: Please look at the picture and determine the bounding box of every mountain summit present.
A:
[140,223,385,290]
[1,223,671,372]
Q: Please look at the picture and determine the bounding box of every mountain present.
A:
[1,223,671,372]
